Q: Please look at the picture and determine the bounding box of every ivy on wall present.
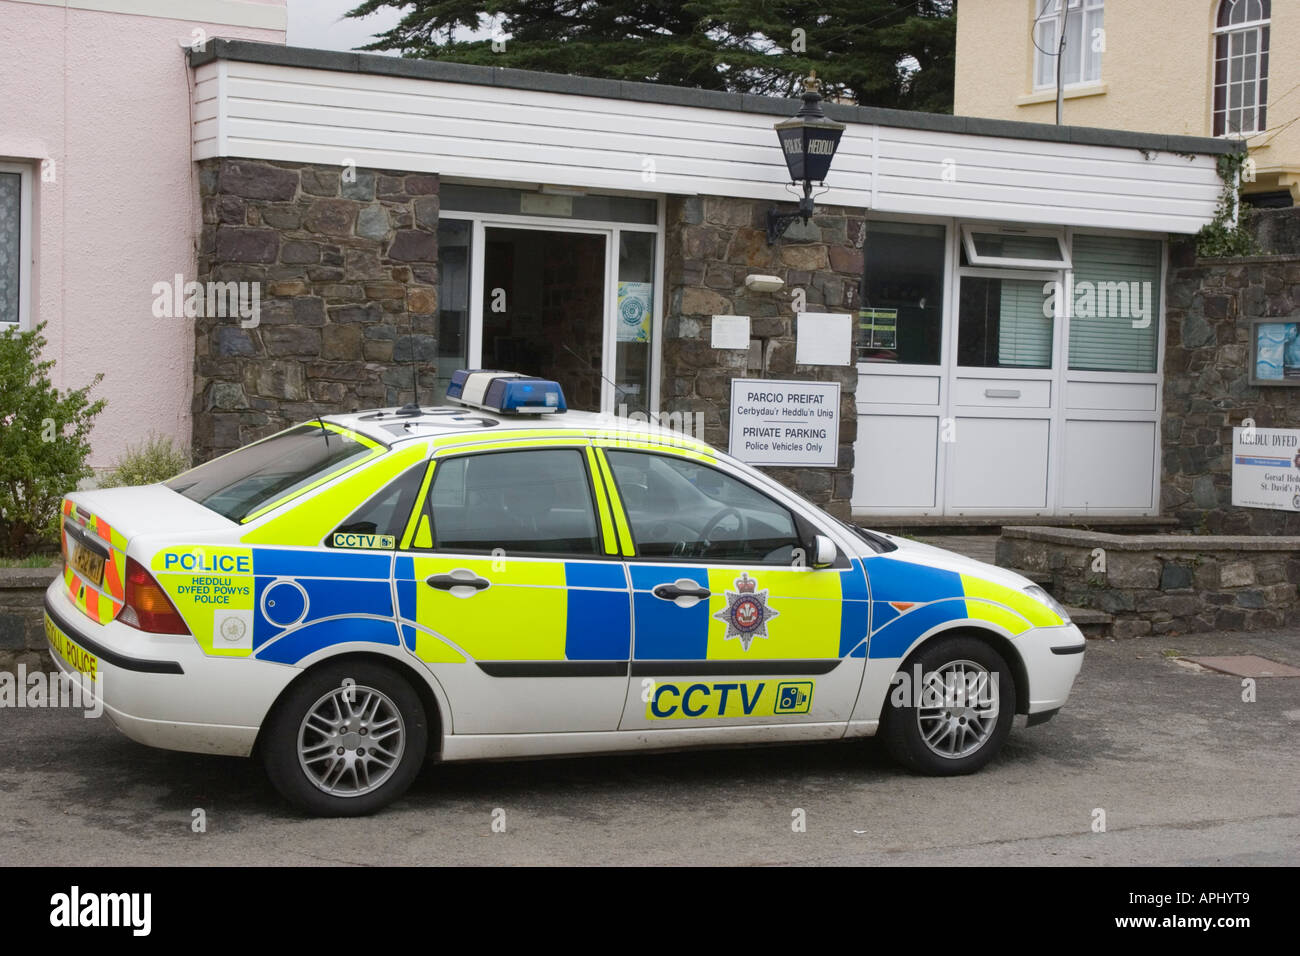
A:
[1195,151,1258,259]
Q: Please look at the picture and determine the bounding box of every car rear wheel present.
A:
[880,634,1016,776]
[262,660,428,816]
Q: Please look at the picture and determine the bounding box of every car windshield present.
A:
[167,423,381,522]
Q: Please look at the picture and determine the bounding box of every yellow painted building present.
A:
[955,0,1298,202]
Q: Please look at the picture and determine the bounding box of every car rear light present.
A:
[120,557,190,634]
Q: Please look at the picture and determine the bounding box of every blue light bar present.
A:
[445,370,567,414]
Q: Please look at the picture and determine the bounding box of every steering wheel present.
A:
[698,507,748,556]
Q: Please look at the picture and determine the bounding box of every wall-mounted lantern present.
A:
[767,72,846,245]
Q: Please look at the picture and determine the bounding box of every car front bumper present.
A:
[1017,622,1086,714]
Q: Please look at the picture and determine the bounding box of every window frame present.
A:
[960,223,1070,270]
[955,269,1061,371]
[0,161,34,331]
[414,445,609,559]
[1032,0,1105,92]
[1064,231,1164,374]
[1212,0,1271,138]
[602,447,815,566]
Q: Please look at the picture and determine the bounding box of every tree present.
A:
[346,0,957,113]
[0,323,105,557]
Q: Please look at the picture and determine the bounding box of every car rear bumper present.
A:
[43,579,293,757]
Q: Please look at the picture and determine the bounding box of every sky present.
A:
[286,0,404,53]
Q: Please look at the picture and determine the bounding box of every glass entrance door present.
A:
[436,189,661,417]
[482,226,608,411]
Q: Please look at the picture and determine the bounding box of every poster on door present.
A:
[729,379,840,467]
[617,281,652,343]
[1232,426,1300,511]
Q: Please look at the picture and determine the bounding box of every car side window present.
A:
[427,448,601,556]
[604,450,802,564]
[328,461,428,547]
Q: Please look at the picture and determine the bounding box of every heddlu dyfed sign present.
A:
[729,379,840,467]
[1232,426,1300,511]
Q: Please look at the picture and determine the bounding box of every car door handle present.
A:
[652,579,711,608]
[426,571,491,595]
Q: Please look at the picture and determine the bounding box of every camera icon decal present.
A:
[774,681,813,715]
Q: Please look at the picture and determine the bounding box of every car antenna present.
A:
[395,304,422,417]
[557,341,629,407]
[316,415,330,447]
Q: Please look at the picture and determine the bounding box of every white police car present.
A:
[45,371,1085,815]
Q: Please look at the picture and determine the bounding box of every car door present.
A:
[595,445,868,735]
[392,443,632,735]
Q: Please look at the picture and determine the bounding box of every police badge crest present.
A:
[713,573,780,650]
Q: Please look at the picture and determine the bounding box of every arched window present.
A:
[1213,0,1271,136]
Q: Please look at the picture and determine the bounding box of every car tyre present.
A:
[262,660,428,816]
[880,634,1017,776]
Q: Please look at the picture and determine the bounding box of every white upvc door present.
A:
[944,265,1063,515]
[853,221,1166,518]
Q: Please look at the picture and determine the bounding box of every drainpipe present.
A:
[1055,0,1068,125]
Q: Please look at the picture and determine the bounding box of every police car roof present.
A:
[324,405,707,448]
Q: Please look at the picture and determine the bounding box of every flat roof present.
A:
[191,38,1239,157]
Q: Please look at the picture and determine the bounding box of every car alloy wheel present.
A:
[297,683,406,797]
[915,659,999,759]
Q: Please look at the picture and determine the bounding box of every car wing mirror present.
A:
[812,534,837,569]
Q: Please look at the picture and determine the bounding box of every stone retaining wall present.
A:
[0,567,59,670]
[997,526,1300,637]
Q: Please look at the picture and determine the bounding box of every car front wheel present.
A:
[881,634,1017,775]
[262,660,428,816]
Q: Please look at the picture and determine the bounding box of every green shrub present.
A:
[0,323,105,557]
[98,434,192,488]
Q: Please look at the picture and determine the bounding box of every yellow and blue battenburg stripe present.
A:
[248,549,400,665]
[858,555,1064,659]
[392,557,631,666]
[626,559,871,664]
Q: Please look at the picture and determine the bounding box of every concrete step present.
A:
[1064,605,1113,639]
[1003,566,1052,586]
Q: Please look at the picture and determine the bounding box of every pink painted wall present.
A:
[0,0,285,468]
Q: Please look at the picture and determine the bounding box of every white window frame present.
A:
[1213,1,1270,138]
[960,223,1071,270]
[1033,0,1105,92]
[437,197,664,418]
[0,161,33,331]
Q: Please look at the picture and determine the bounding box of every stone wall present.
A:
[192,162,861,511]
[663,197,861,518]
[194,159,440,461]
[1162,239,1300,534]
[998,526,1300,637]
[0,567,59,670]
[1251,206,1300,256]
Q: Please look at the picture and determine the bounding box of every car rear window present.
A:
[167,423,382,522]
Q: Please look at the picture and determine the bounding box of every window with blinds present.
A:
[1067,235,1161,373]
[958,276,1054,369]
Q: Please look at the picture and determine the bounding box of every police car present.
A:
[45,370,1085,815]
